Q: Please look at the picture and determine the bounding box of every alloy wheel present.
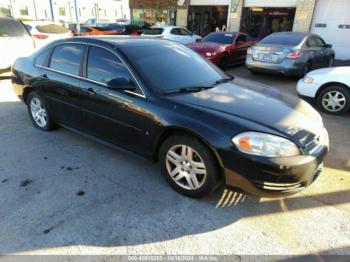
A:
[322,91,346,112]
[165,144,207,190]
[30,97,47,128]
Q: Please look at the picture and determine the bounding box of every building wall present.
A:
[0,0,130,23]
[292,0,316,32]
[228,0,244,31]
[177,9,188,27]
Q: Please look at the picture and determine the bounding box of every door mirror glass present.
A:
[107,77,136,90]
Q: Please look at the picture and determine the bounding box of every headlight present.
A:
[303,77,314,84]
[205,52,216,57]
[232,132,300,157]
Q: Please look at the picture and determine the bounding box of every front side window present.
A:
[87,46,131,85]
[121,41,226,93]
[179,28,191,36]
[50,44,85,76]
[170,28,181,35]
[236,35,247,43]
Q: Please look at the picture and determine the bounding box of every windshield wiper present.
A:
[214,76,234,85]
[164,86,213,95]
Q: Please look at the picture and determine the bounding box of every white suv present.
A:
[0,17,35,72]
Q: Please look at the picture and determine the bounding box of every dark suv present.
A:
[246,32,335,77]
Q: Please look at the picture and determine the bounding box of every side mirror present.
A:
[107,77,136,91]
[236,41,244,45]
[324,43,332,48]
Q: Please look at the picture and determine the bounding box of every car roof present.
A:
[207,31,240,35]
[54,36,171,48]
[270,31,309,37]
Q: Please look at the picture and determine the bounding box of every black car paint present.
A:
[12,37,328,197]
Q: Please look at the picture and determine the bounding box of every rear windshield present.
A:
[0,19,29,37]
[259,34,305,46]
[36,24,69,34]
[143,28,164,35]
[203,33,236,44]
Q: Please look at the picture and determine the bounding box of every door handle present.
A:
[82,88,96,95]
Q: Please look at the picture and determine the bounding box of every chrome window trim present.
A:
[33,41,146,99]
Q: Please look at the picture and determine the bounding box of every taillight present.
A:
[247,48,252,55]
[31,36,36,48]
[33,34,49,39]
[287,52,303,59]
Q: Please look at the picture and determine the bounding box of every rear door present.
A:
[37,43,86,129]
[305,36,326,69]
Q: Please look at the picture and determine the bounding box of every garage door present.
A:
[311,0,350,60]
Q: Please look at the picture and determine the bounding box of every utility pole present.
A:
[74,0,80,35]
[49,0,54,22]
[32,0,38,20]
[8,0,14,17]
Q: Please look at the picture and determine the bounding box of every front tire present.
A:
[317,85,350,115]
[159,135,220,198]
[219,54,229,69]
[27,91,56,131]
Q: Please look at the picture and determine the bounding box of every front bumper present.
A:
[246,55,304,76]
[220,141,328,198]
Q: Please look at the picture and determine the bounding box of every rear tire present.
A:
[159,134,220,198]
[300,62,312,78]
[27,91,56,131]
[317,85,350,115]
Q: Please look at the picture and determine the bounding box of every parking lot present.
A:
[0,66,349,256]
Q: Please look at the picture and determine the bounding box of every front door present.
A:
[79,45,150,155]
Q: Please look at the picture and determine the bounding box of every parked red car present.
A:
[187,32,256,68]
[72,25,122,36]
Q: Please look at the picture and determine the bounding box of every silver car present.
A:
[246,32,335,77]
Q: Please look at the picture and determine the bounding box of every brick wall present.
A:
[293,0,316,32]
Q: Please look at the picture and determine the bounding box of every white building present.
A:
[0,0,130,24]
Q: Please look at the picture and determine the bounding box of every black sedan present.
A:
[12,37,329,198]
[246,32,335,77]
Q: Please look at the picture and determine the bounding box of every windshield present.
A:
[203,33,236,44]
[0,19,30,37]
[122,42,227,93]
[259,34,305,46]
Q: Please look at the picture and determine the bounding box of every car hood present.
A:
[187,41,224,52]
[307,66,350,77]
[169,82,323,143]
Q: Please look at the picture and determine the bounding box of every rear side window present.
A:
[35,48,52,67]
[259,34,305,46]
[36,24,69,34]
[143,28,164,35]
[307,36,325,48]
[87,46,130,84]
[0,19,30,37]
[50,44,85,76]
